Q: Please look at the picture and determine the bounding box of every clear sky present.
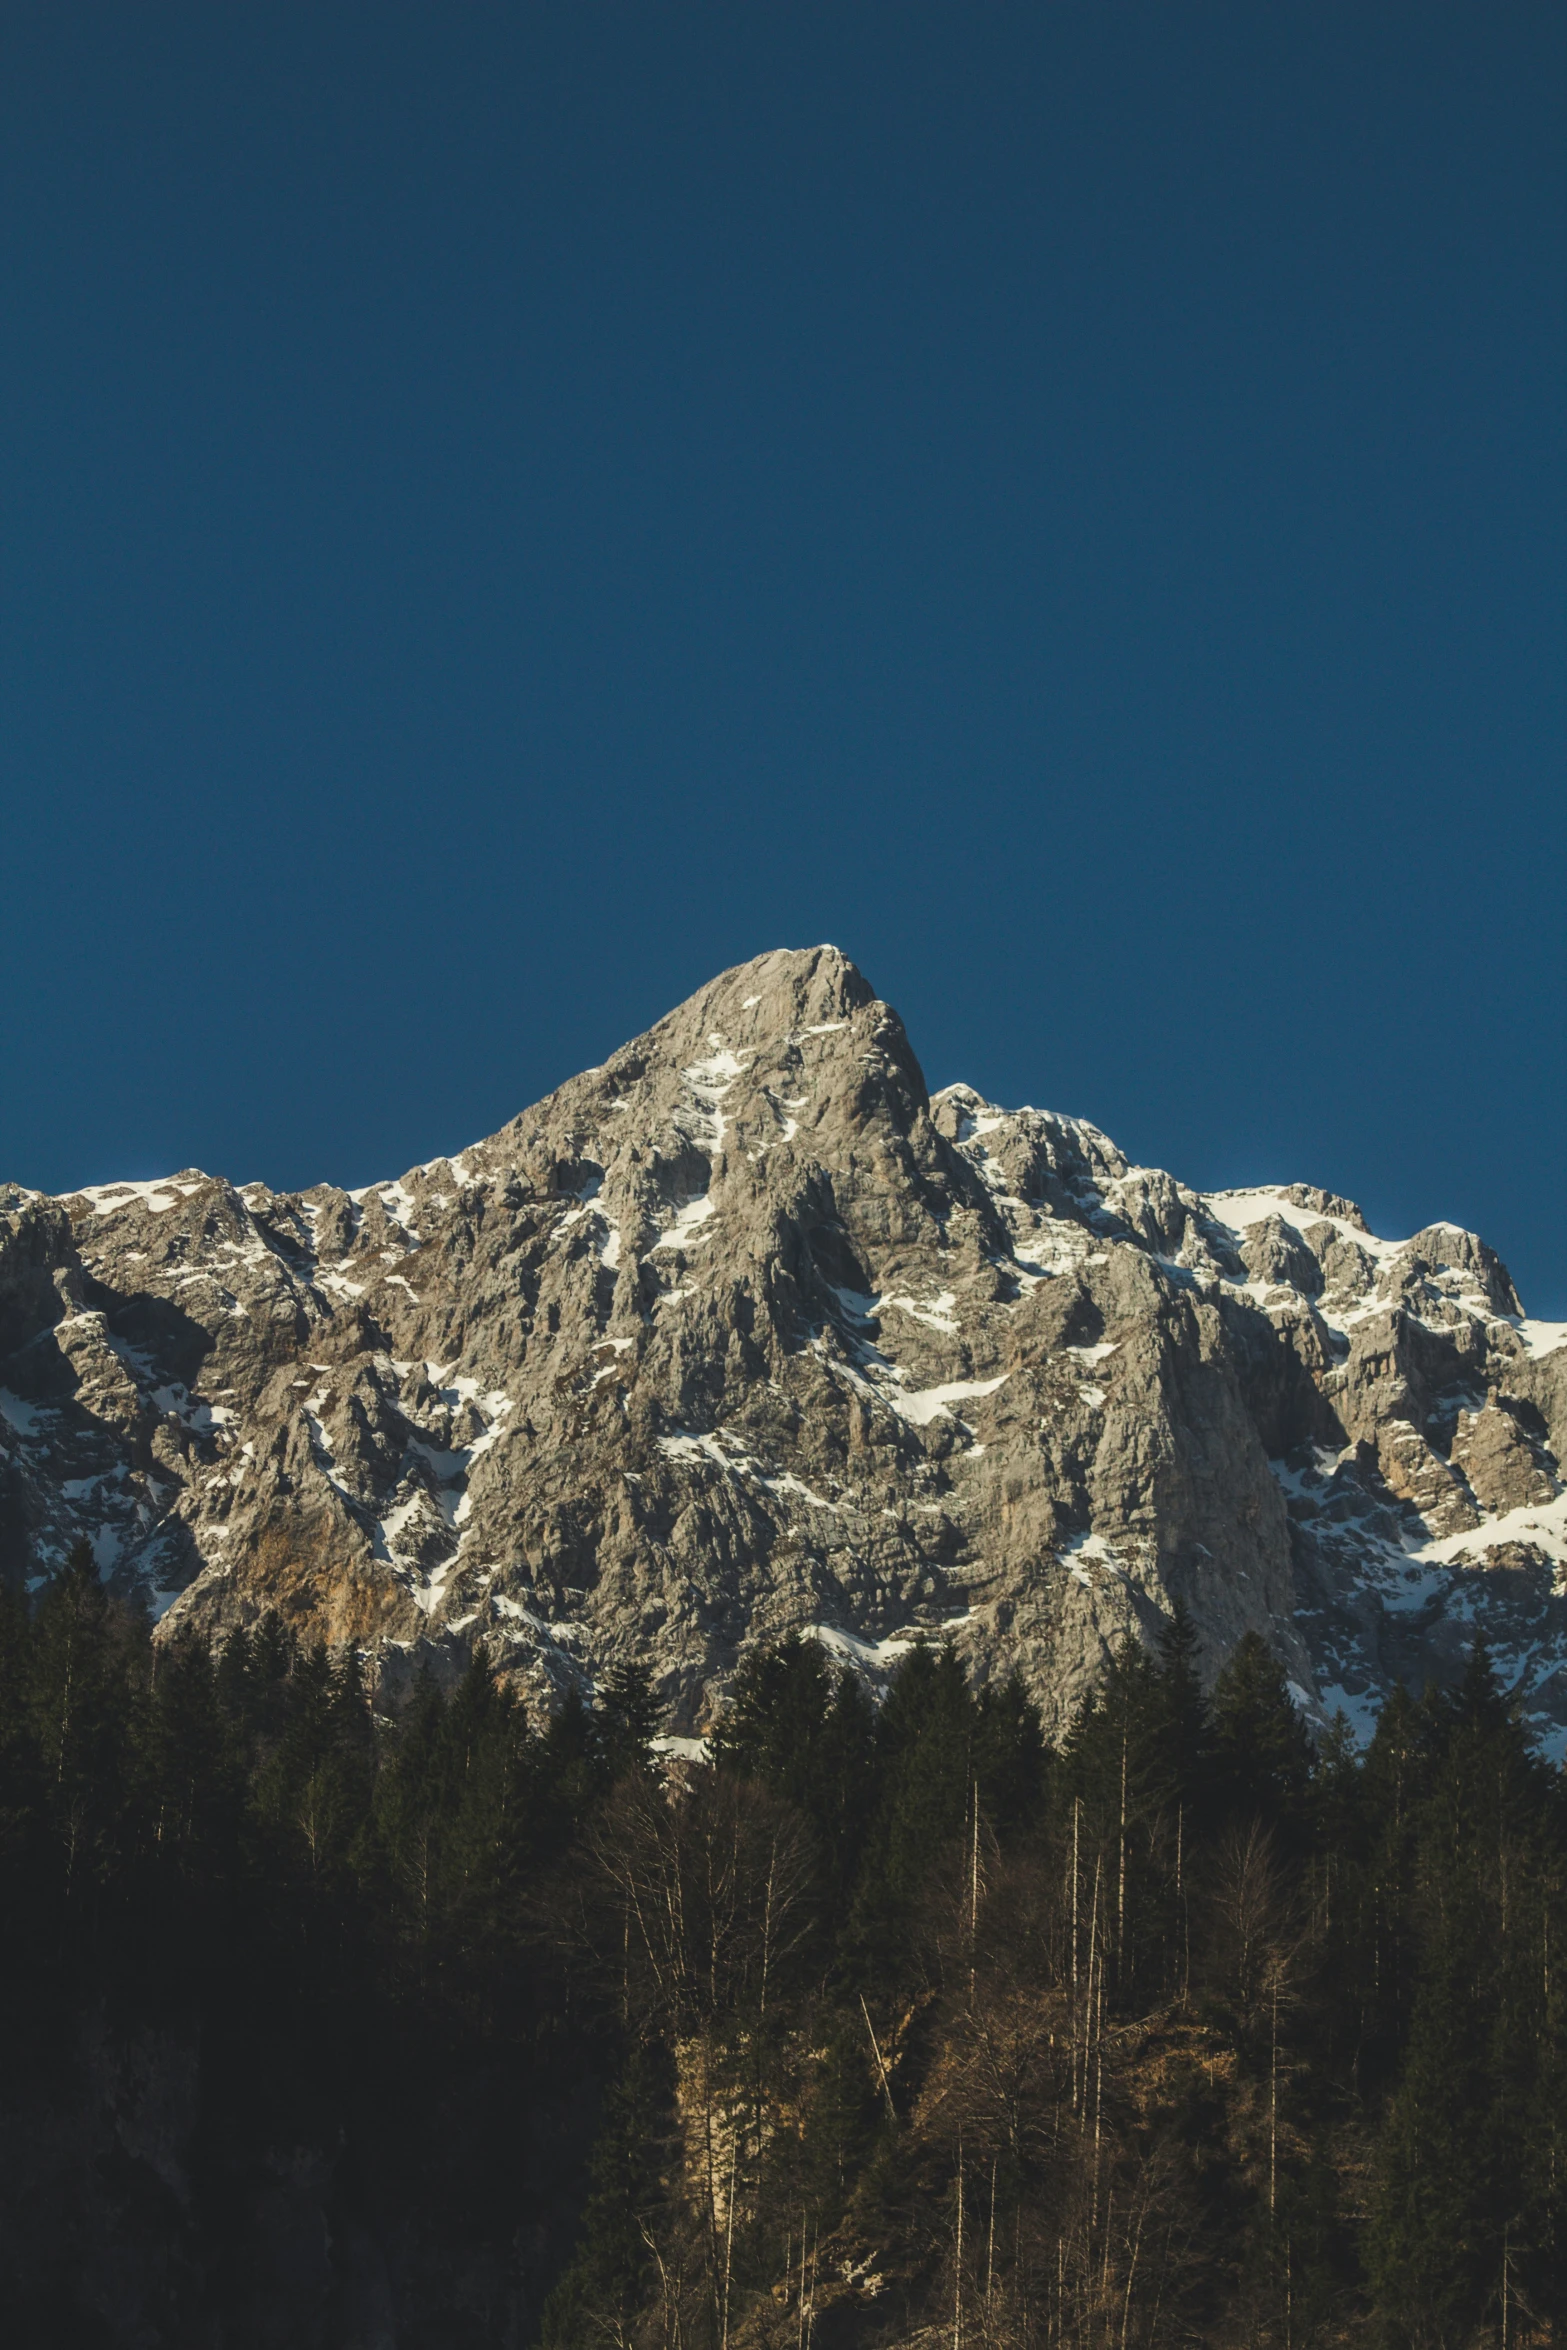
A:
[3,6,1563,1311]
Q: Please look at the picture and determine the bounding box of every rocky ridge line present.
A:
[2,946,1563,1747]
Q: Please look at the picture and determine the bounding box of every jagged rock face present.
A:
[2,946,1564,1747]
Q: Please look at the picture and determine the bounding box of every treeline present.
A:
[0,1550,1563,2347]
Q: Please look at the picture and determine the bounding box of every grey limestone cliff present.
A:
[3,946,1564,1747]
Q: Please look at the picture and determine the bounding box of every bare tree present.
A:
[580,1767,817,2038]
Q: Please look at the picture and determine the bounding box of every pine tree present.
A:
[1061,1631,1188,2002]
[842,1645,972,1986]
[0,1576,38,1863]
[812,1663,877,1897]
[368,1665,452,1967]
[972,1671,1046,1832]
[538,2040,675,2348]
[433,1650,537,2008]
[540,1680,603,1843]
[874,1643,973,1893]
[800,2005,883,2206]
[596,1654,661,1783]
[711,1636,877,1911]
[710,1633,832,1805]
[1366,1924,1491,2340]
[1209,1630,1313,1839]
[1152,1598,1210,1811]
[1365,1640,1563,2344]
[24,1541,144,1929]
[143,1630,243,1862]
[252,1636,374,1907]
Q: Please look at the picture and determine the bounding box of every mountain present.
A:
[3,944,1564,1748]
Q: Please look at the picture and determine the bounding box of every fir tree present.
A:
[25,1541,144,1925]
[1153,1597,1210,1811]
[1209,1629,1314,1838]
[1366,1931,1491,2341]
[710,1632,832,1806]
[596,1654,661,1783]
[971,1671,1045,1832]
[539,2040,675,2349]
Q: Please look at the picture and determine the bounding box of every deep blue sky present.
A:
[3,5,1563,1310]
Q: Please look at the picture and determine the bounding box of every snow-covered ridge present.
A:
[72,1174,209,1218]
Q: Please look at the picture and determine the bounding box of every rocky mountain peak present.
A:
[3,950,1564,1750]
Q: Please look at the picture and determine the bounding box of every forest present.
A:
[0,1549,1562,2348]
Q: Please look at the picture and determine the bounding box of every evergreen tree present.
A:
[1060,1630,1191,2002]
[1366,1919,1492,2339]
[971,1671,1045,1832]
[1349,1677,1429,2074]
[252,1636,372,1894]
[873,1643,973,1892]
[596,1654,661,1782]
[1152,1598,1210,1810]
[368,1665,453,1964]
[0,1576,38,1860]
[538,2040,675,2349]
[142,1629,244,1864]
[712,1635,878,1907]
[1366,1641,1564,2343]
[24,1542,144,1927]
[432,1650,536,2003]
[540,1680,604,1841]
[1209,1630,1314,1837]
[710,1633,832,1805]
[844,1644,973,1985]
[799,2005,884,2205]
[811,1662,877,1895]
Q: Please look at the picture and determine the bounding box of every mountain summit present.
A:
[3,946,1564,1744]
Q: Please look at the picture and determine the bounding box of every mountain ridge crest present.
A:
[2,946,1563,1751]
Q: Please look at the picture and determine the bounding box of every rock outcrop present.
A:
[3,946,1564,1747]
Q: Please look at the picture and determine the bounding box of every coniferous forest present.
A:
[1,1551,1563,2348]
